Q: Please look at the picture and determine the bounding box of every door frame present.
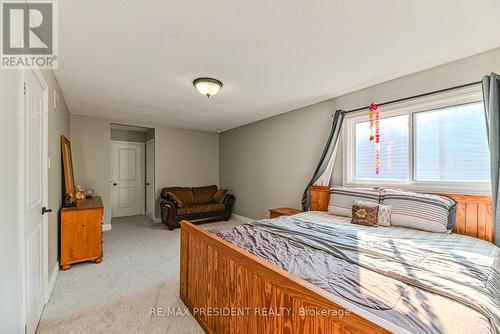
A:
[19,67,50,333]
[145,139,155,221]
[110,140,145,218]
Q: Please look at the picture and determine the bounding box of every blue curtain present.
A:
[301,110,344,211]
[483,73,500,246]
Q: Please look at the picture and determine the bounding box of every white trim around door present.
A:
[145,139,155,221]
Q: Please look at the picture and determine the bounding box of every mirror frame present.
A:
[60,135,76,199]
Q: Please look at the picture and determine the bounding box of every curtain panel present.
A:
[301,110,345,211]
[483,72,500,246]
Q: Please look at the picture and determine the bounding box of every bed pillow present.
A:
[381,189,456,233]
[351,203,379,227]
[328,186,381,217]
[355,200,392,227]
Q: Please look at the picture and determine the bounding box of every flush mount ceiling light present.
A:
[193,77,222,98]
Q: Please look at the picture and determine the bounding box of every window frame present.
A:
[342,84,491,195]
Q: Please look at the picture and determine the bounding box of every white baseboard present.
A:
[231,213,252,223]
[46,262,59,303]
[102,223,112,231]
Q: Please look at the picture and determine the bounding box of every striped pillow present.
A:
[328,187,381,217]
[381,189,456,233]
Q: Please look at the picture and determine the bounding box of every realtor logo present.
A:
[1,1,58,69]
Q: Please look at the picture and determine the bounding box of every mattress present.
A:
[212,211,500,334]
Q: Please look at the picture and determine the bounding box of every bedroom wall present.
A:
[71,115,112,226]
[42,69,72,282]
[70,115,219,222]
[219,47,500,219]
[154,127,219,218]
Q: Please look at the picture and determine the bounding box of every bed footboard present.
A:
[180,221,391,334]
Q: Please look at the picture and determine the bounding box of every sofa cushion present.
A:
[192,185,218,204]
[213,189,227,203]
[161,187,193,206]
[177,203,225,215]
[163,192,184,207]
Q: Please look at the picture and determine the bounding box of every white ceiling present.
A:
[55,0,500,132]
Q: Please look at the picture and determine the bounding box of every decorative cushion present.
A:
[177,203,225,215]
[381,189,456,233]
[164,192,184,208]
[192,185,218,204]
[213,189,227,203]
[377,203,392,227]
[351,203,379,227]
[328,186,381,217]
[161,187,193,206]
[355,200,391,227]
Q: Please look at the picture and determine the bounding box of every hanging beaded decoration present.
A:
[368,103,380,175]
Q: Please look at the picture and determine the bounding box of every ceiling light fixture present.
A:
[193,77,222,98]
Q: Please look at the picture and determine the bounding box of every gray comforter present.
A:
[212,213,500,334]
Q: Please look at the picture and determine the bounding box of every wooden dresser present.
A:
[60,197,104,270]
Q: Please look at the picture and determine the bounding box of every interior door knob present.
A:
[42,207,52,215]
[113,183,118,186]
[146,182,150,186]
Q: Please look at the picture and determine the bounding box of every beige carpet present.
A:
[37,216,242,334]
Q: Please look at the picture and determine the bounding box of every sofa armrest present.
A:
[222,194,236,220]
[160,200,177,230]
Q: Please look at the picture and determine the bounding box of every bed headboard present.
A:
[308,185,495,243]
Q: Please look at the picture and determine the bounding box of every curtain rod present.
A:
[334,80,483,116]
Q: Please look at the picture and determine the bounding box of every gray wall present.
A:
[70,116,219,221]
[110,128,147,142]
[71,115,112,225]
[43,69,71,281]
[155,126,219,217]
[220,47,500,219]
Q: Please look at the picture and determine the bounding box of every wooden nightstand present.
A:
[269,207,302,219]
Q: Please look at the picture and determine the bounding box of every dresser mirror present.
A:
[61,135,76,199]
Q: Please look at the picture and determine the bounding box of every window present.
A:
[414,102,490,182]
[344,85,491,194]
[355,115,409,181]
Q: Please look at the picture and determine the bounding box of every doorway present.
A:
[110,124,155,220]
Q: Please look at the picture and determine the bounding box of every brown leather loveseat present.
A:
[160,185,235,230]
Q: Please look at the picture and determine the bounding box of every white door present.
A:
[111,141,144,217]
[24,69,48,334]
[145,139,155,220]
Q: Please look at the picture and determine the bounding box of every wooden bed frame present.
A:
[180,186,494,333]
